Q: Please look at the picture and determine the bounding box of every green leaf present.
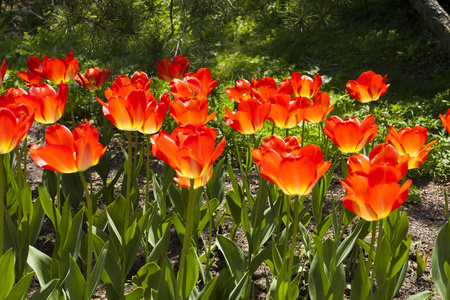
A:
[132,262,161,299]
[216,234,248,281]
[228,271,249,300]
[0,249,15,299]
[405,291,433,300]
[38,186,61,230]
[93,155,110,185]
[5,271,35,300]
[206,157,226,202]
[225,190,242,227]
[28,279,58,300]
[148,222,172,263]
[66,255,86,300]
[334,220,364,267]
[122,287,144,300]
[177,247,199,300]
[27,246,52,285]
[41,169,57,200]
[86,242,110,300]
[196,276,218,300]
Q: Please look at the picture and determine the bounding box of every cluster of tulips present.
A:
[0,51,449,300]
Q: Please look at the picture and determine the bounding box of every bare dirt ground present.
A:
[25,122,447,299]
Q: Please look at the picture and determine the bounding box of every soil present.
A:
[24,122,447,299]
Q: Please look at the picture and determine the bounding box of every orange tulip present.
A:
[151,124,225,189]
[267,94,304,129]
[38,52,79,84]
[440,108,450,134]
[252,135,331,196]
[340,144,411,221]
[17,56,47,84]
[170,68,218,101]
[139,93,170,135]
[105,71,152,100]
[0,103,34,154]
[0,87,27,106]
[225,79,255,103]
[75,67,110,90]
[30,120,107,173]
[156,54,191,82]
[169,97,215,125]
[346,71,390,103]
[291,72,322,98]
[252,76,293,103]
[224,98,271,134]
[302,91,334,123]
[97,89,147,131]
[324,115,377,153]
[0,59,6,89]
[15,83,68,124]
[385,125,437,169]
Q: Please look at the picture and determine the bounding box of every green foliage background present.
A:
[1,0,450,179]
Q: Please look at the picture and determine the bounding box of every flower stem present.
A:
[15,147,23,222]
[144,135,151,264]
[69,97,76,131]
[301,121,305,147]
[125,131,133,229]
[56,172,61,212]
[79,171,93,298]
[287,195,300,284]
[362,220,377,298]
[178,178,196,300]
[0,154,4,256]
[370,220,383,289]
[203,186,213,281]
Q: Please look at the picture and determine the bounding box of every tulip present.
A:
[291,72,322,98]
[324,115,377,153]
[224,98,271,135]
[346,71,390,103]
[17,56,47,84]
[139,92,170,135]
[105,71,152,100]
[75,67,110,90]
[385,125,437,169]
[267,94,304,129]
[151,124,225,189]
[340,144,411,221]
[156,54,191,82]
[252,76,293,103]
[0,103,34,154]
[302,91,334,123]
[440,108,450,134]
[252,135,331,196]
[29,120,107,173]
[225,78,255,103]
[0,59,6,89]
[15,83,68,124]
[170,68,218,101]
[97,89,147,131]
[0,87,27,106]
[170,97,216,126]
[38,52,79,84]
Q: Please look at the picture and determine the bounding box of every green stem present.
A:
[301,121,305,147]
[125,131,133,229]
[23,137,27,183]
[144,135,151,264]
[251,134,257,148]
[282,194,291,259]
[287,195,300,286]
[79,172,93,299]
[0,154,4,256]
[370,220,383,289]
[15,147,23,222]
[271,122,275,136]
[362,220,377,298]
[69,97,76,131]
[285,128,289,138]
[56,172,61,213]
[178,178,196,300]
[203,186,213,281]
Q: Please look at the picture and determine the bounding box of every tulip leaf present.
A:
[228,271,249,300]
[405,291,433,300]
[216,234,248,281]
[226,162,244,199]
[122,287,144,300]
[28,278,58,300]
[197,198,220,238]
[0,249,15,300]
[5,271,34,300]
[157,255,177,300]
[177,247,199,300]
[335,219,364,267]
[61,172,84,209]
[86,242,109,300]
[38,186,61,230]
[132,262,161,299]
[196,276,218,300]
[225,190,242,227]
[27,245,52,285]
[66,255,86,300]
[206,157,226,202]
[148,222,172,263]
[93,155,110,185]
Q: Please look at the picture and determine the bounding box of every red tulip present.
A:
[224,98,271,134]
[105,71,152,100]
[170,68,218,101]
[324,115,377,153]
[385,125,437,169]
[30,120,107,173]
[151,124,225,189]
[252,76,293,103]
[17,56,47,84]
[139,93,170,135]
[0,59,6,89]
[15,83,68,124]
[302,91,334,123]
[267,94,304,129]
[156,54,191,82]
[252,135,331,196]
[340,144,411,221]
[75,67,110,90]
[0,103,34,154]
[0,87,27,106]
[97,89,147,131]
[38,52,79,84]
[225,79,257,103]
[291,72,322,98]
[169,97,215,125]
[440,108,450,134]
[346,71,390,103]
